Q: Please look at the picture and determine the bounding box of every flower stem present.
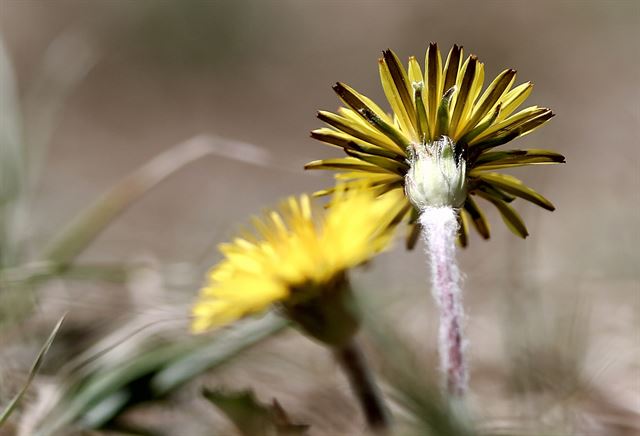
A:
[420,206,468,397]
[334,338,390,430]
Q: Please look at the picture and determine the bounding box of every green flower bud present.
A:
[405,136,467,209]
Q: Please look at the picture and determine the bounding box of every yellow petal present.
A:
[496,82,533,121]
[305,157,395,174]
[462,69,516,136]
[379,57,417,140]
[449,55,479,139]
[408,55,423,86]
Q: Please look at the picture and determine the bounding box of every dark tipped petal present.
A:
[476,172,556,211]
[473,149,565,169]
[406,222,421,250]
[498,81,533,120]
[458,103,501,146]
[463,196,490,239]
[474,149,529,165]
[333,82,410,149]
[315,112,401,155]
[476,191,529,238]
[305,157,393,174]
[333,82,371,114]
[425,42,442,128]
[470,108,554,152]
[388,200,413,228]
[443,45,462,98]
[472,180,516,203]
[462,69,516,135]
[469,130,521,157]
[406,207,421,250]
[457,210,469,247]
[360,107,412,150]
[449,56,478,134]
[517,110,555,136]
[310,129,400,160]
[382,49,416,125]
[342,147,409,175]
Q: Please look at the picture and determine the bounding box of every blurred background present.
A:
[0,1,638,435]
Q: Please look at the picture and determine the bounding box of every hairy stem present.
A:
[420,206,468,397]
[334,338,390,430]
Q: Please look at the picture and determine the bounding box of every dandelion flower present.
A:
[192,186,400,427]
[306,44,564,397]
[191,186,402,336]
[306,43,564,248]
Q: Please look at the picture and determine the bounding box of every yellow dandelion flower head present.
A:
[306,43,565,248]
[191,185,403,333]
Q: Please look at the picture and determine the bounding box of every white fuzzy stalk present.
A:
[420,206,468,396]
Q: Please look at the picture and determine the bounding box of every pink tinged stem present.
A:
[420,206,468,397]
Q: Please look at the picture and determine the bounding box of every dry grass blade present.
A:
[0,315,65,427]
[42,135,277,265]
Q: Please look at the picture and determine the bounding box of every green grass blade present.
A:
[0,315,65,427]
[0,261,131,286]
[0,35,26,267]
[34,314,288,435]
[151,313,288,395]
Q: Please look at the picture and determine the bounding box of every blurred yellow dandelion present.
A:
[191,185,403,335]
[306,43,565,248]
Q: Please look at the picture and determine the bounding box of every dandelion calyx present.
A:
[405,136,467,210]
[283,272,360,348]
